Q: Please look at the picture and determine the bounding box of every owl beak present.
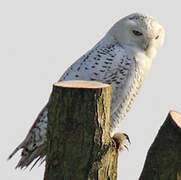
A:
[144,43,149,51]
[144,39,152,51]
[144,35,155,51]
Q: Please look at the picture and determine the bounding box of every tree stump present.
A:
[139,111,181,180]
[43,80,118,180]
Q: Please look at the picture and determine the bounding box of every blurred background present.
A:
[1,0,181,179]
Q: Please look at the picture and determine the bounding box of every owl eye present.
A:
[132,30,143,36]
[155,35,159,40]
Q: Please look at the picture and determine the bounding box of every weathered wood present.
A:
[139,111,181,180]
[43,80,118,180]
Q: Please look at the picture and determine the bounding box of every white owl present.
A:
[8,13,165,168]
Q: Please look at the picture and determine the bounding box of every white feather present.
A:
[8,12,165,168]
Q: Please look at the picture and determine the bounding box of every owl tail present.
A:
[16,144,46,169]
[8,141,46,169]
[8,141,25,160]
[8,105,48,169]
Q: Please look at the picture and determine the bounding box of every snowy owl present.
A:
[8,13,165,169]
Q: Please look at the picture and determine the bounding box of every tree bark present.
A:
[139,111,181,180]
[43,80,118,180]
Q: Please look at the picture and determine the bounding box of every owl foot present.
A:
[112,132,131,151]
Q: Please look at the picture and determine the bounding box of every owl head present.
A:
[108,13,165,58]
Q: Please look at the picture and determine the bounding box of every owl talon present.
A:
[124,145,129,151]
[113,132,131,151]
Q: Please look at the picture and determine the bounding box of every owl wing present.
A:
[59,43,134,85]
[59,43,136,131]
[8,43,135,169]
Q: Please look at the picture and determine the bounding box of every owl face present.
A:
[108,13,165,58]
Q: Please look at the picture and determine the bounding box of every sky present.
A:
[1,0,181,179]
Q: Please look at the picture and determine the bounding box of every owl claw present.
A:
[113,132,131,151]
[124,144,129,151]
[122,133,131,144]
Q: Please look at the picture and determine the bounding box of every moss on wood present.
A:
[44,80,118,180]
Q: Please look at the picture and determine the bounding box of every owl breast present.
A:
[110,58,146,133]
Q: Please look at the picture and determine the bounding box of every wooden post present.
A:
[139,111,181,180]
[43,80,118,180]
